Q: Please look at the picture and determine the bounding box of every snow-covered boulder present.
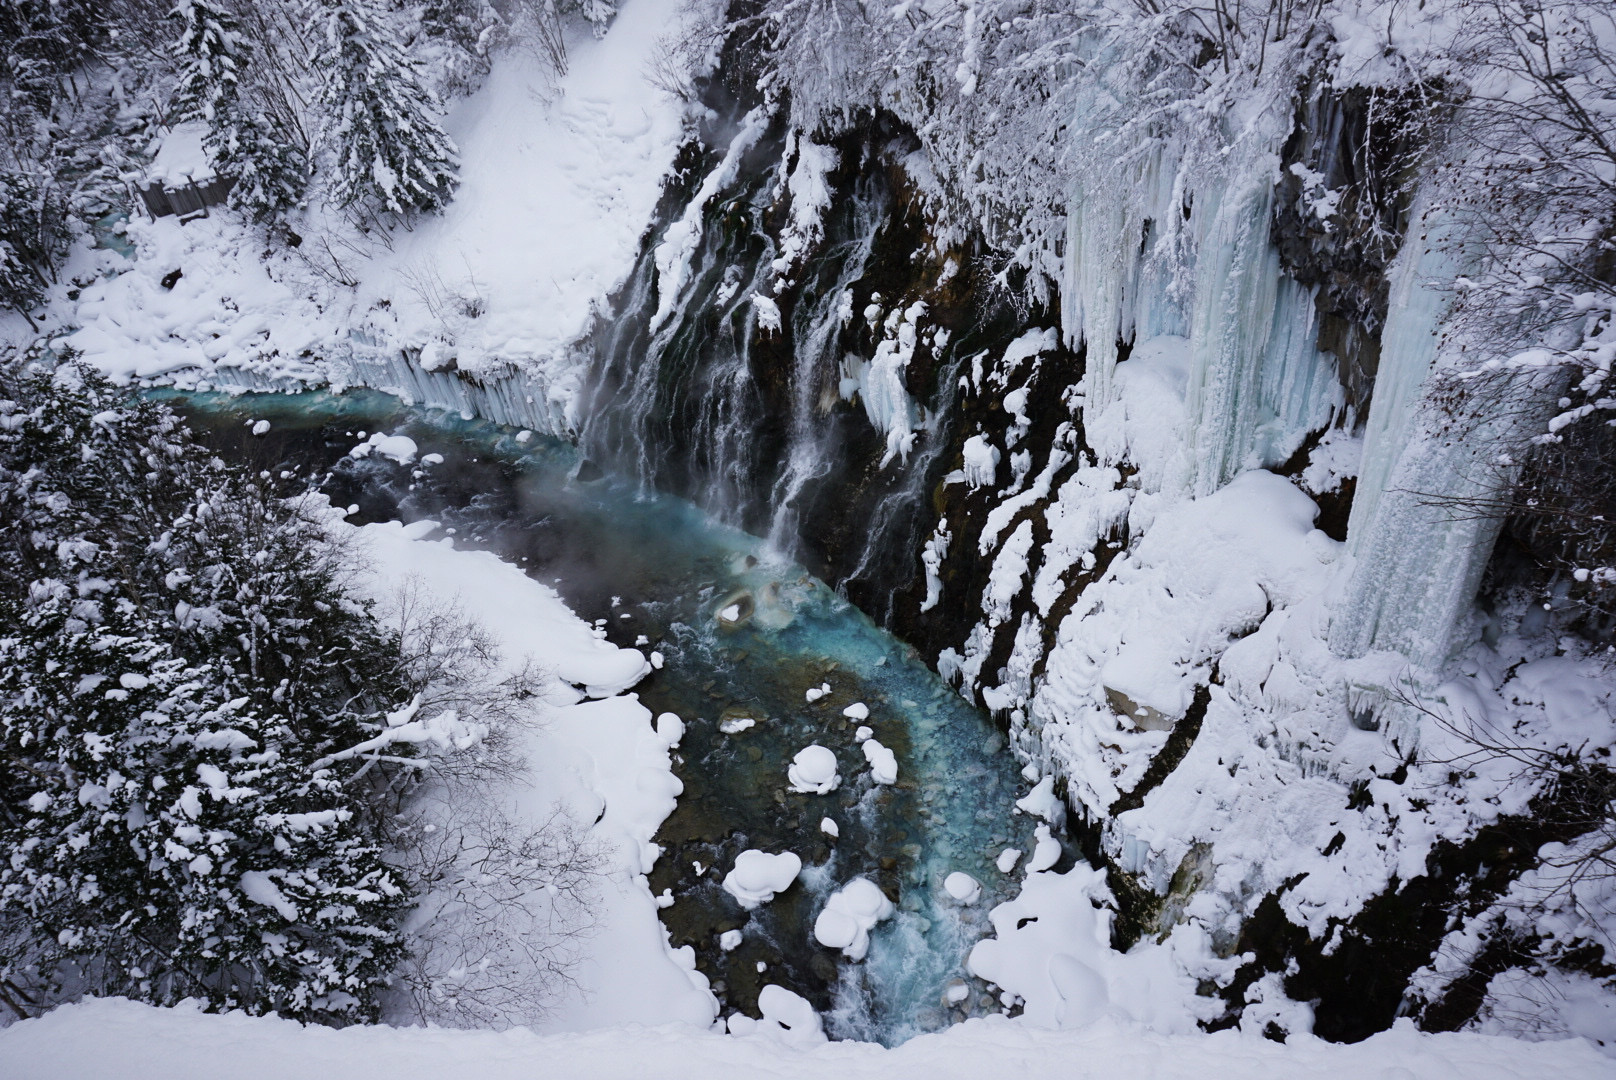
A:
[813,877,895,961]
[862,739,898,785]
[787,744,840,794]
[721,850,803,909]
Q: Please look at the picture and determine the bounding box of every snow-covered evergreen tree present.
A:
[169,0,245,125]
[168,0,307,221]
[0,0,107,117]
[214,110,310,222]
[0,360,417,1020]
[0,170,68,329]
[312,0,460,216]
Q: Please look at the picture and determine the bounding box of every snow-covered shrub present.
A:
[0,359,423,1022]
[0,1,109,120]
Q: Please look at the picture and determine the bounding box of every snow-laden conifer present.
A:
[169,0,307,221]
[312,0,460,216]
[0,171,68,330]
[0,360,414,1021]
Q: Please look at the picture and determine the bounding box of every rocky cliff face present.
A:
[565,59,1606,1036]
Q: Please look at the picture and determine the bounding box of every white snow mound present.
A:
[722,850,803,909]
[786,744,840,795]
[813,877,895,961]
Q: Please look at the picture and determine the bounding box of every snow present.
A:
[60,0,693,436]
[719,929,743,952]
[812,877,895,961]
[919,519,951,613]
[143,121,216,186]
[968,860,1213,1033]
[844,300,930,467]
[332,507,709,1031]
[1026,825,1062,874]
[996,848,1023,874]
[367,517,649,699]
[786,744,841,795]
[1014,776,1065,825]
[943,872,982,905]
[983,519,1035,627]
[751,294,783,335]
[1300,427,1363,495]
[721,850,804,909]
[772,138,839,274]
[1033,470,1328,780]
[726,985,826,1048]
[350,432,420,465]
[820,817,840,839]
[842,702,870,721]
[962,434,1000,489]
[861,739,899,785]
[719,716,756,735]
[359,0,693,380]
[655,713,685,748]
[238,870,299,922]
[13,992,1610,1079]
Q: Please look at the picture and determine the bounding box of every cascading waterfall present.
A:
[764,181,886,553]
[578,122,785,525]
[573,113,965,632]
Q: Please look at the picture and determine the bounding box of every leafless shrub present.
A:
[380,575,548,791]
[1395,678,1616,911]
[390,798,604,1029]
[359,577,605,1029]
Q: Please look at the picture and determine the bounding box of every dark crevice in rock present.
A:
[1109,684,1212,817]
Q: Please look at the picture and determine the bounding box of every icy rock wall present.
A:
[917,82,1571,1004]
[1064,146,1341,498]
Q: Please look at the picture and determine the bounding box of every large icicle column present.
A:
[1327,203,1560,677]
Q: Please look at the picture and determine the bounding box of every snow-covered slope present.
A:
[342,510,715,1031]
[57,0,690,432]
[2,996,1608,1080]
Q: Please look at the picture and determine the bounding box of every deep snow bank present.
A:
[2,997,1607,1080]
[343,511,714,1031]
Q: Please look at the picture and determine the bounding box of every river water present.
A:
[164,388,1049,1045]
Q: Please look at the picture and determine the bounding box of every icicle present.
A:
[1329,201,1558,671]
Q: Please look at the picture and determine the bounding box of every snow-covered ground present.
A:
[341,510,716,1031]
[42,0,690,430]
[3,996,1608,1080]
